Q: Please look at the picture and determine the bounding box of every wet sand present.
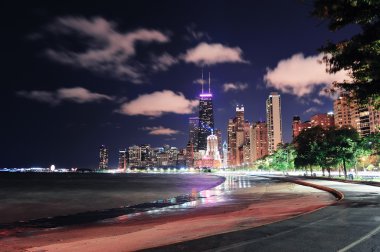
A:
[0,175,337,252]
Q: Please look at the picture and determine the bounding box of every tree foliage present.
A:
[312,0,380,108]
[293,126,359,178]
[294,126,325,172]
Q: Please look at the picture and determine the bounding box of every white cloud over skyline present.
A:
[118,90,199,117]
[183,42,248,65]
[142,126,180,135]
[17,87,113,105]
[44,16,170,83]
[222,82,249,92]
[151,53,178,72]
[264,53,351,97]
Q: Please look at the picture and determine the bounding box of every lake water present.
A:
[0,172,224,224]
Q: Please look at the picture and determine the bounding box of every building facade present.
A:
[227,105,250,166]
[250,121,268,161]
[188,117,199,152]
[310,113,335,129]
[118,148,127,169]
[99,145,108,170]
[266,92,283,154]
[128,145,141,167]
[198,93,214,151]
[334,94,379,137]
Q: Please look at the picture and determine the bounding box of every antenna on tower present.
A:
[201,68,204,94]
[208,72,211,94]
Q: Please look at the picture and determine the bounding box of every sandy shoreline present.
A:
[0,176,337,252]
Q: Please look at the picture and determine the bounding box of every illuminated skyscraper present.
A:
[99,145,108,170]
[128,145,141,167]
[118,149,127,170]
[250,121,268,161]
[334,93,379,137]
[215,129,223,159]
[189,117,199,151]
[266,92,282,154]
[227,105,249,166]
[198,73,214,151]
[140,144,151,167]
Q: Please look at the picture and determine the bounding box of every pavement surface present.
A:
[146,176,380,252]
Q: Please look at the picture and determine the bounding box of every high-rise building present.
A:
[118,149,127,170]
[227,118,236,166]
[369,105,380,134]
[198,73,214,151]
[266,92,283,154]
[185,141,194,167]
[188,117,199,151]
[250,121,268,161]
[227,105,250,166]
[334,94,358,129]
[128,145,141,167]
[292,116,311,139]
[311,112,335,129]
[334,94,379,137]
[140,144,151,166]
[168,147,179,166]
[99,145,108,169]
[293,113,335,140]
[214,129,223,159]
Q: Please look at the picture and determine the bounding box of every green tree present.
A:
[325,127,359,178]
[294,126,326,174]
[353,134,374,173]
[312,0,380,108]
[271,144,290,172]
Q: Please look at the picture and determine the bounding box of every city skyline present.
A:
[1,1,358,168]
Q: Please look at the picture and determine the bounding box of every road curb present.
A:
[257,175,344,200]
[292,175,380,188]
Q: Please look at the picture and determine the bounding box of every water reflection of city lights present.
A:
[104,175,255,225]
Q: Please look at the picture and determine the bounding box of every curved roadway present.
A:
[146,176,380,252]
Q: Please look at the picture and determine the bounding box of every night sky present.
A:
[1,1,358,168]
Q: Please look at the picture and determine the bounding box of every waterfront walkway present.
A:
[149,176,380,252]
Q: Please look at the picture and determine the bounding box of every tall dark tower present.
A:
[198,72,215,151]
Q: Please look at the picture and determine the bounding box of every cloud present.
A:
[16,90,57,105]
[183,42,248,65]
[312,98,323,105]
[118,90,199,117]
[17,87,113,105]
[304,107,319,114]
[151,53,178,72]
[43,16,170,83]
[223,82,249,92]
[264,53,351,97]
[193,78,207,85]
[142,126,180,135]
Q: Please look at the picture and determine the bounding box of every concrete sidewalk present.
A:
[147,177,380,252]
